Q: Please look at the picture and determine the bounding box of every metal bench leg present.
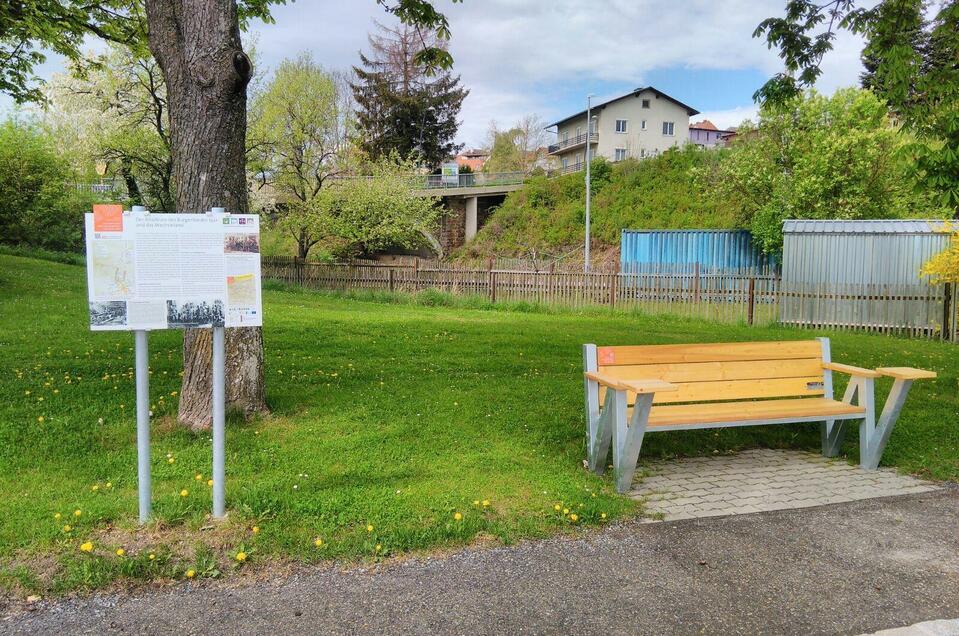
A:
[861,378,914,470]
[821,380,858,457]
[588,389,615,474]
[613,392,653,494]
[855,377,877,469]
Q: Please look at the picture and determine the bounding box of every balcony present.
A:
[547,132,598,155]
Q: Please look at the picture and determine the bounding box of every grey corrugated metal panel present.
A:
[782,219,951,234]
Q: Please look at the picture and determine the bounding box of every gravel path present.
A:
[4,488,958,636]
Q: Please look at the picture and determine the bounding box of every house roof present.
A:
[546,87,700,128]
[782,219,952,235]
[690,119,717,131]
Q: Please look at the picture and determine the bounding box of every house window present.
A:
[641,99,650,108]
[641,120,647,130]
[563,131,569,143]
[615,119,628,133]
[575,126,581,138]
[562,157,569,168]
[614,148,627,161]
[662,121,675,136]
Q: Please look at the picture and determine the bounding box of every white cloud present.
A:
[1,1,875,150]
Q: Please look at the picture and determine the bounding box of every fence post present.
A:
[747,277,756,326]
[693,263,700,303]
[388,267,395,293]
[944,282,953,341]
[489,270,497,303]
[609,262,618,308]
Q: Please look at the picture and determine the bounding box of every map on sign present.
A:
[84,206,263,331]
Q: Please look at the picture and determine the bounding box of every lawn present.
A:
[0,253,956,595]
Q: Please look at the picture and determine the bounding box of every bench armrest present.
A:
[876,367,938,380]
[822,362,881,378]
[584,372,677,394]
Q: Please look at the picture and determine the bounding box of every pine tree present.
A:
[351,22,468,170]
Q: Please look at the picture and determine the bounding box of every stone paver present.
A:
[631,448,940,521]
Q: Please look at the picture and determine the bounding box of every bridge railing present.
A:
[416,172,526,190]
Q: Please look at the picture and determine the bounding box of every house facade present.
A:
[546,87,699,172]
[454,148,490,172]
[688,119,734,148]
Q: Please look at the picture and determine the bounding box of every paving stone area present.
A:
[631,448,940,521]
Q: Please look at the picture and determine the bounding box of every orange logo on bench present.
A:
[598,347,616,364]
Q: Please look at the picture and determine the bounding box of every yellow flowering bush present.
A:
[921,226,958,284]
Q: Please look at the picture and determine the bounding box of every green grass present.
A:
[1,254,957,595]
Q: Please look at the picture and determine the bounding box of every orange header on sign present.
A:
[93,204,124,232]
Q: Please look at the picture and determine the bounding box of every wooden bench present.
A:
[582,338,936,493]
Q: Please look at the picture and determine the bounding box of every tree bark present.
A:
[145,0,267,430]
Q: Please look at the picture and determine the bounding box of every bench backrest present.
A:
[586,339,828,405]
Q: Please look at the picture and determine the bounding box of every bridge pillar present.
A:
[465,196,478,242]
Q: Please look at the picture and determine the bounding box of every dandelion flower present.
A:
[186,569,196,579]
[168,457,175,464]
[195,473,202,481]
[482,500,490,507]
[62,525,72,533]
[235,551,247,562]
[366,524,374,533]
[563,508,569,515]
[92,485,99,491]
[453,512,463,521]
[473,500,480,506]
[569,514,579,522]
[54,512,61,520]
[105,482,112,488]
[601,513,607,520]
[180,489,189,497]
[375,544,382,552]
[314,538,323,547]
[252,526,260,535]
[80,542,94,553]
[116,548,125,556]
[553,504,561,512]
[74,509,82,517]
[149,553,156,560]
[37,416,44,423]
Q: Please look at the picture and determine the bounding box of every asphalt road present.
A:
[4,488,958,636]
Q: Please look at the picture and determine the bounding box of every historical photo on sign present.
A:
[89,301,128,327]
[90,240,135,300]
[224,233,259,254]
[166,300,225,328]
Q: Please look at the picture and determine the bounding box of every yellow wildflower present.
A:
[186,569,196,579]
[180,489,189,497]
[80,541,93,553]
[482,500,490,507]
[116,548,125,556]
[252,526,260,535]
[453,512,463,521]
[73,509,82,517]
[366,524,374,533]
[553,504,561,512]
[314,538,324,547]
[570,514,579,522]
[235,551,247,562]
[207,479,214,487]
[62,525,72,533]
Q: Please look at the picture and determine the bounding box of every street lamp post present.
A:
[584,94,594,273]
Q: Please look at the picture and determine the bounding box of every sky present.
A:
[0,0,874,148]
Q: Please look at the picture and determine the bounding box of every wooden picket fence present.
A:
[261,256,956,341]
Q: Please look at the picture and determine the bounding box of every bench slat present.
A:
[596,340,821,366]
[597,358,823,383]
[637,397,865,428]
[600,375,826,405]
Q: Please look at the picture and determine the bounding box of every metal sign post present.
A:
[210,206,227,519]
[131,205,152,523]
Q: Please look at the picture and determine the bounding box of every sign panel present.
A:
[84,208,262,331]
[441,161,459,187]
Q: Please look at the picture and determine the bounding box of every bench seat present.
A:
[641,397,867,429]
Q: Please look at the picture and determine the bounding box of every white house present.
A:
[546,87,699,172]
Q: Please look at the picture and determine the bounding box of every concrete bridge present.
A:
[412,172,526,253]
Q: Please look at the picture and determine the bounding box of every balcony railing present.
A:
[547,132,598,155]
[417,171,526,190]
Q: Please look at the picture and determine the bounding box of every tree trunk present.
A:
[145,0,267,430]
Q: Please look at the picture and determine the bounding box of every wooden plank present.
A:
[822,362,880,378]
[595,340,822,366]
[876,367,938,380]
[637,397,866,427]
[585,372,677,393]
[597,358,823,383]
[600,375,825,405]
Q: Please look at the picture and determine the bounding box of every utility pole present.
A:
[584,94,594,273]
